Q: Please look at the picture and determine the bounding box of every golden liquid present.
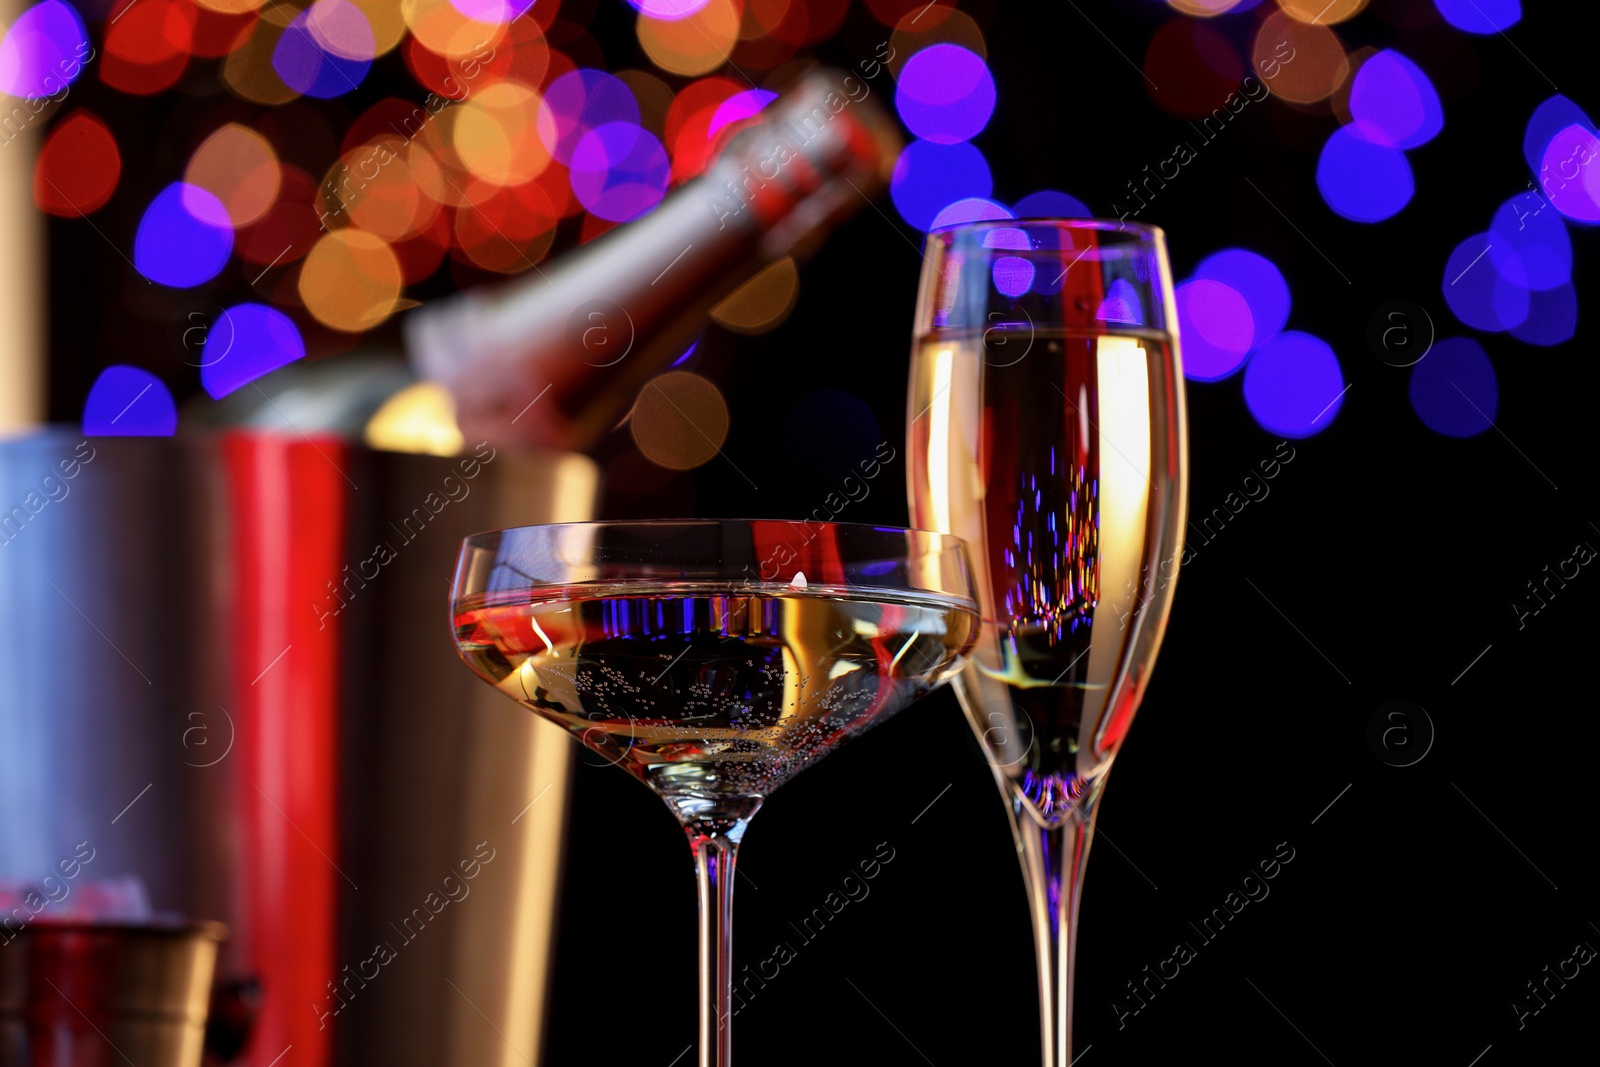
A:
[454,582,978,815]
[908,327,1186,820]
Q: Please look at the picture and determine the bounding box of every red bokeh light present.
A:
[102,0,197,95]
[34,111,122,217]
[1143,17,1243,120]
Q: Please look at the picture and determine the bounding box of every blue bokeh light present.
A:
[273,4,373,98]
[930,197,1011,229]
[1442,232,1529,332]
[201,304,307,399]
[784,390,882,488]
[1193,248,1288,348]
[1243,331,1345,438]
[1523,95,1594,177]
[895,44,996,145]
[0,0,89,99]
[890,139,993,231]
[1509,283,1577,346]
[1012,190,1090,218]
[134,183,233,289]
[542,69,641,166]
[1177,279,1254,382]
[1348,50,1443,149]
[82,366,177,437]
[1408,337,1497,436]
[1317,125,1414,223]
[570,122,670,222]
[1488,194,1571,290]
[1433,0,1520,34]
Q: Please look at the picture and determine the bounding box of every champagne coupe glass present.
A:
[449,520,979,1067]
[906,219,1187,1063]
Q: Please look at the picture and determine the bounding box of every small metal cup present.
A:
[0,920,226,1066]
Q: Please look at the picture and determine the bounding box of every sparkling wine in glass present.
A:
[906,219,1188,1063]
[450,520,978,1067]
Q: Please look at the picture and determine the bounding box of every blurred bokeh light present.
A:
[1408,337,1496,436]
[1243,331,1344,437]
[82,366,178,436]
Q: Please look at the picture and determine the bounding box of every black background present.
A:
[47,0,1600,1063]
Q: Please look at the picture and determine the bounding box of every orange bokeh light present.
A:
[1255,10,1349,105]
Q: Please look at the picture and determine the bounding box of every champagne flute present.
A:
[449,520,979,1067]
[906,219,1187,1063]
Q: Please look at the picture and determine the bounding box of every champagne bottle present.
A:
[403,66,903,450]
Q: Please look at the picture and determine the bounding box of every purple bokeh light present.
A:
[1408,338,1496,437]
[992,257,1034,298]
[1193,248,1288,348]
[273,3,373,98]
[708,89,777,139]
[1442,232,1529,332]
[1177,279,1254,382]
[931,197,1011,230]
[82,366,177,437]
[1097,277,1143,326]
[890,139,993,232]
[1317,125,1414,223]
[1348,50,1442,149]
[570,122,670,222]
[1243,331,1344,438]
[449,0,537,23]
[201,304,307,398]
[0,0,89,99]
[134,183,233,289]
[541,69,641,166]
[895,44,996,145]
[627,0,712,19]
[1538,124,1600,223]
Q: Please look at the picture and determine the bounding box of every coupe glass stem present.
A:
[1007,781,1102,1066]
[687,815,753,1067]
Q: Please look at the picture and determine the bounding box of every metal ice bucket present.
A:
[0,921,226,1067]
[0,428,593,1066]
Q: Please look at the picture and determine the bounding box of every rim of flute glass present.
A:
[454,519,977,598]
[927,216,1166,243]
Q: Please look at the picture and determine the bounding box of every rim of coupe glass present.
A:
[460,518,968,555]
[456,519,974,596]
[927,216,1165,242]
